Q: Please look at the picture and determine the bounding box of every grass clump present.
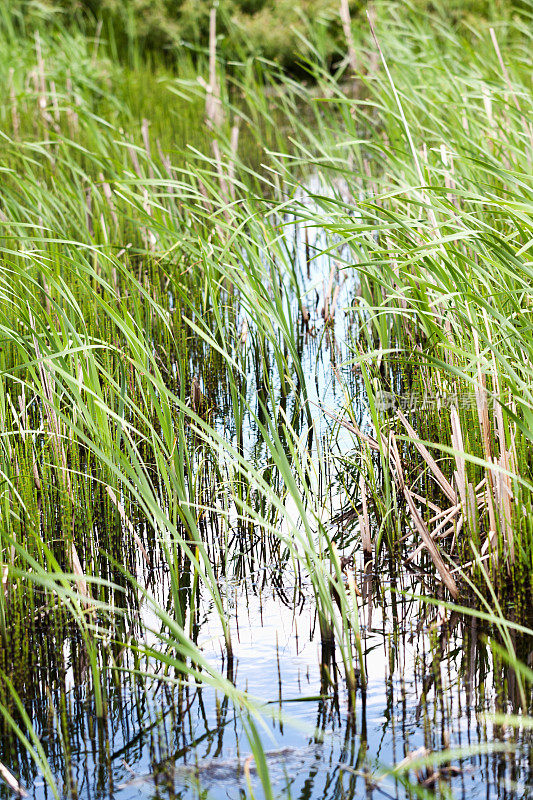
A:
[248,0,533,599]
[0,1,531,797]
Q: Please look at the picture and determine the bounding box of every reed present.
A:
[0,1,531,797]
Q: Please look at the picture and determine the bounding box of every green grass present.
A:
[0,1,531,796]
[243,0,533,594]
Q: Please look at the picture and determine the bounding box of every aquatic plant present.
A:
[0,1,531,797]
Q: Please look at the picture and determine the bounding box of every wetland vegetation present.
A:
[0,1,532,798]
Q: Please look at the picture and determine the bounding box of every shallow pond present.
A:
[9,563,531,800]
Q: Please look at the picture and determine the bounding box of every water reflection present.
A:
[1,552,530,800]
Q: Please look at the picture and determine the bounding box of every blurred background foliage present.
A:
[9,0,524,71]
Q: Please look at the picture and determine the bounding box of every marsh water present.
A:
[6,562,532,800]
[1,182,531,800]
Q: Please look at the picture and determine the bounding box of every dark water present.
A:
[1,180,531,800]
